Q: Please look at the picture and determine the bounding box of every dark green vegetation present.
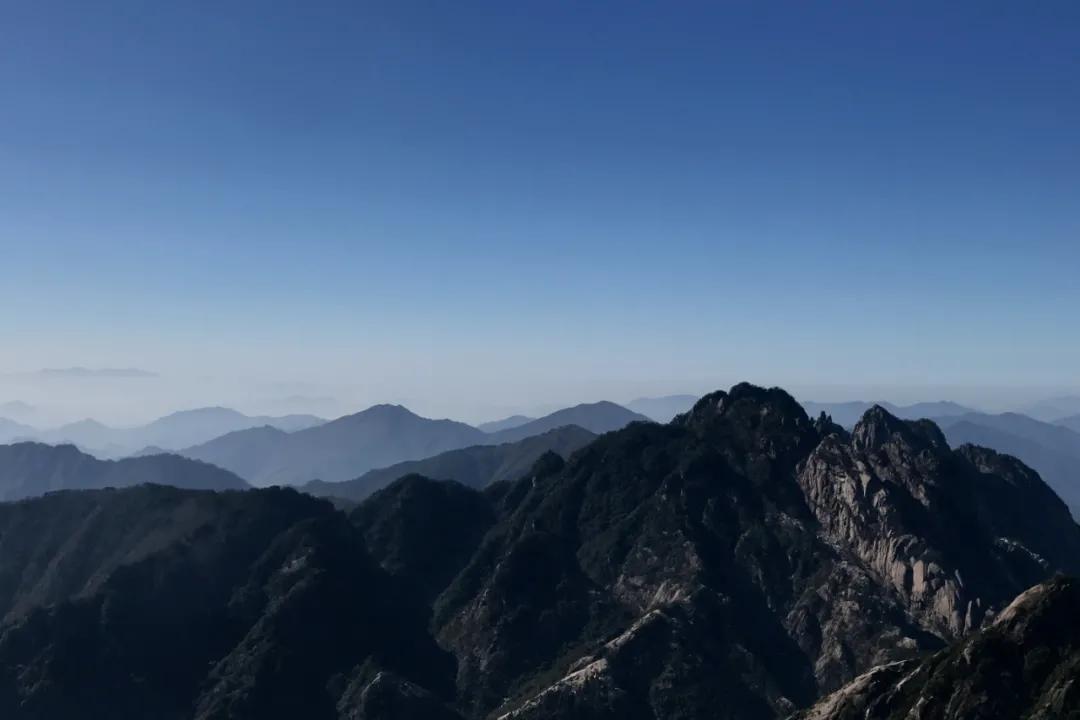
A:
[303,425,596,502]
[0,485,454,720]
[0,384,1077,719]
[0,442,248,500]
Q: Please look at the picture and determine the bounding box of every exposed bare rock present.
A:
[2,384,1079,719]
[431,385,1080,719]
[798,405,1080,643]
[793,576,1080,720]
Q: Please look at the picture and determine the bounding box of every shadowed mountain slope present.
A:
[364,386,1080,719]
[303,425,596,502]
[2,384,1079,719]
[182,402,642,489]
[933,412,1080,518]
[0,485,458,720]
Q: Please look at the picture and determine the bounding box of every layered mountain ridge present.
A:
[303,425,597,502]
[10,407,324,458]
[178,402,646,488]
[0,442,248,501]
[0,383,1076,719]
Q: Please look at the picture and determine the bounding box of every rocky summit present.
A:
[0,383,1077,719]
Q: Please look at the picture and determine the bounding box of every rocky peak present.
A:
[679,383,810,426]
[850,405,947,454]
[677,383,818,471]
[813,412,849,440]
[800,402,1080,641]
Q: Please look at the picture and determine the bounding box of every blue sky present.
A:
[1,1,1078,421]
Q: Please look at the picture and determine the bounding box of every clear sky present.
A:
[1,1,1078,422]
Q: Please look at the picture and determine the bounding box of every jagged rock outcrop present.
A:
[1,383,1078,720]
[799,405,1080,640]
[429,385,1080,719]
[794,575,1080,720]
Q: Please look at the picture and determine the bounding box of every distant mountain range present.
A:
[801,400,975,427]
[179,404,487,487]
[482,401,649,444]
[0,384,1076,718]
[0,418,36,445]
[475,414,534,433]
[178,401,648,487]
[0,407,324,457]
[932,411,1080,518]
[0,442,248,501]
[1056,413,1080,433]
[1019,395,1080,422]
[0,485,452,718]
[625,394,699,422]
[303,425,597,502]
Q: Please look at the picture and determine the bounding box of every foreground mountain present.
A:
[801,400,973,428]
[0,442,248,500]
[24,407,324,457]
[795,576,1080,720]
[625,394,699,422]
[413,387,1080,719]
[485,401,650,444]
[933,412,1080,518]
[2,383,1078,719]
[0,486,455,719]
[304,425,596,502]
[182,404,487,486]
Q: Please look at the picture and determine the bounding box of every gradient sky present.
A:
[1,1,1078,422]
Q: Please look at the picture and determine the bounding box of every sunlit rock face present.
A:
[427,384,1080,719]
[0,383,1077,720]
[794,576,1080,720]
